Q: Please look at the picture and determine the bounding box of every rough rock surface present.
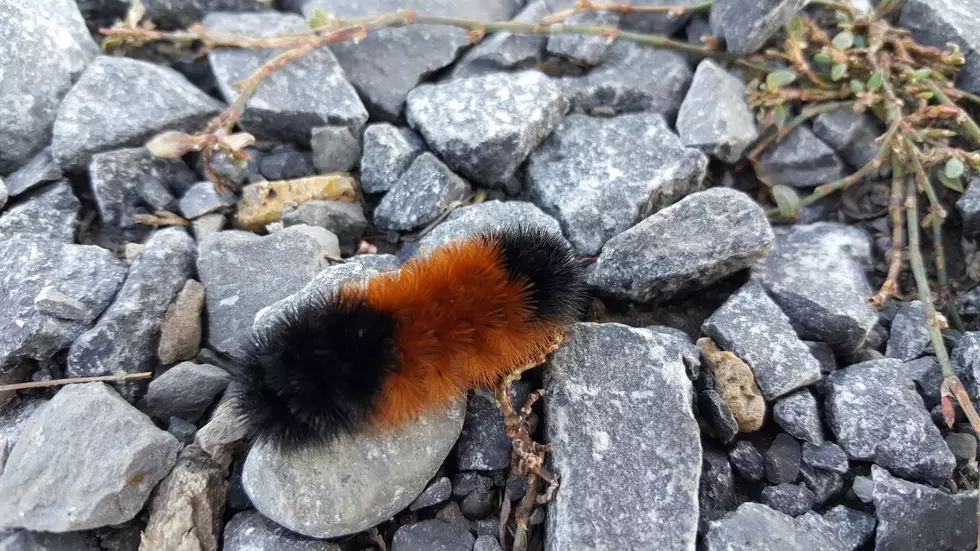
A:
[282,201,368,254]
[391,520,476,551]
[359,123,427,194]
[699,338,766,432]
[885,300,930,361]
[765,433,802,484]
[143,362,230,422]
[141,0,270,28]
[52,56,223,170]
[587,187,772,301]
[527,112,708,255]
[455,382,531,471]
[761,483,816,517]
[410,477,452,511]
[956,178,980,238]
[0,0,97,172]
[900,0,980,95]
[703,281,822,401]
[802,442,849,474]
[311,126,362,173]
[826,359,955,485]
[754,126,848,189]
[812,107,884,171]
[88,148,196,228]
[0,181,79,242]
[753,222,877,353]
[773,389,824,445]
[197,226,337,357]
[157,279,206,365]
[704,502,860,550]
[546,10,619,66]
[709,0,808,55]
[873,464,977,551]
[178,181,237,220]
[374,153,472,231]
[450,1,549,79]
[0,383,180,531]
[729,441,765,482]
[544,323,700,550]
[67,229,197,394]
[3,148,63,198]
[204,12,368,143]
[676,59,759,163]
[223,510,341,551]
[406,70,567,188]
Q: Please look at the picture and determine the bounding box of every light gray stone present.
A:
[0,236,127,371]
[547,10,619,66]
[142,0,270,27]
[0,180,5,211]
[952,331,980,396]
[197,226,337,357]
[0,383,180,531]
[0,181,79,242]
[52,56,223,170]
[34,286,88,321]
[773,389,824,445]
[527,112,708,255]
[761,483,815,517]
[886,300,930,361]
[301,0,520,120]
[704,502,850,550]
[616,0,707,34]
[473,535,503,551]
[755,125,848,188]
[587,187,772,301]
[359,123,426,194]
[945,432,977,466]
[813,106,885,171]
[3,148,63,197]
[406,71,567,189]
[900,0,980,95]
[67,229,197,398]
[709,0,808,54]
[391,520,475,551]
[702,281,822,401]
[798,506,876,551]
[192,213,226,242]
[0,0,96,173]
[410,476,452,511]
[826,359,955,485]
[311,126,361,173]
[753,222,878,353]
[374,153,472,232]
[873,464,977,551]
[204,11,367,143]
[677,59,759,163]
[88,148,197,228]
[544,323,700,550]
[347,253,400,272]
[450,0,549,79]
[178,181,237,219]
[558,41,693,119]
[282,200,368,254]
[223,510,341,551]
[143,362,231,422]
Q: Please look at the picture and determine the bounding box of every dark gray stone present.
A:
[407,70,567,189]
[900,0,980,95]
[765,433,802,484]
[886,300,930,361]
[812,107,884,171]
[456,382,531,471]
[709,0,808,54]
[617,0,707,34]
[374,153,472,232]
[753,222,878,353]
[873,464,977,551]
[547,10,619,66]
[197,226,337,357]
[0,181,79,242]
[799,505,876,551]
[167,416,197,445]
[0,397,48,453]
[952,331,980,396]
[677,59,759,163]
[527,112,708,255]
[301,0,519,121]
[52,56,223,170]
[945,433,977,466]
[473,535,503,551]
[223,510,341,551]
[802,441,848,474]
[0,236,126,371]
[142,0,269,28]
[391,520,475,551]
[904,356,943,409]
[729,440,765,482]
[410,476,452,511]
[204,11,367,143]
[559,41,693,119]
[773,389,824,445]
[826,358,955,485]
[3,148,63,197]
[178,181,237,219]
[450,1,548,79]
[88,148,197,228]
[143,362,230,422]
[544,323,700,550]
[761,482,816,517]
[455,474,496,520]
[359,123,426,194]
[800,464,844,505]
[311,126,361,173]
[257,144,312,181]
[703,281,822,400]
[0,383,180,531]
[700,390,738,443]
[0,0,96,173]
[755,125,848,188]
[282,200,368,254]
[67,229,197,398]
[956,178,980,238]
[0,531,100,551]
[699,443,737,532]
[0,181,5,211]
[587,187,772,302]
[704,502,853,550]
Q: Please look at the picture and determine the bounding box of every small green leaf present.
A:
[831,63,848,81]
[853,35,867,48]
[867,71,884,91]
[772,185,801,218]
[832,31,854,50]
[835,11,851,26]
[938,170,964,192]
[788,17,804,35]
[921,212,935,228]
[766,70,798,90]
[912,68,933,81]
[945,158,966,179]
[813,51,833,65]
[916,91,935,100]
[849,79,864,94]
[772,104,788,128]
[948,42,961,56]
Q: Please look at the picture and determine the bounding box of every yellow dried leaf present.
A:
[235,174,357,231]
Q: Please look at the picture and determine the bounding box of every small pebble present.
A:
[764,433,802,484]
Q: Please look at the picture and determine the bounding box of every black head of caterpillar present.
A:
[229,289,396,451]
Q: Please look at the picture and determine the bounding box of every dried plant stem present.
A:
[0,372,153,392]
[539,0,712,24]
[924,80,980,145]
[869,155,906,307]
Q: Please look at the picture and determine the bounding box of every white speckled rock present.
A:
[358,123,426,194]
[0,181,79,242]
[544,323,700,550]
[373,153,472,232]
[677,59,759,163]
[709,0,807,55]
[223,510,341,551]
[705,502,872,550]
